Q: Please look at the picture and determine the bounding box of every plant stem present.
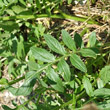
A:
[0,13,99,24]
[0,75,25,91]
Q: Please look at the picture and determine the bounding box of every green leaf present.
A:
[30,47,55,62]
[19,0,26,6]
[74,33,84,48]
[36,0,41,9]
[100,65,110,85]
[28,0,33,3]
[46,67,62,85]
[0,21,19,32]
[83,76,93,97]
[46,67,64,92]
[61,29,76,51]
[0,78,8,85]
[68,0,72,4]
[89,32,96,47]
[51,83,64,92]
[58,59,71,82]
[44,34,66,55]
[12,5,25,14]
[70,54,87,73]
[28,61,40,71]
[8,71,37,96]
[93,88,110,97]
[79,48,97,58]
[97,101,110,110]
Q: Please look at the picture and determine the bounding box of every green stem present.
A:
[0,13,99,24]
[0,75,25,91]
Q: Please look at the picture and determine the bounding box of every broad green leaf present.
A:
[44,34,66,55]
[46,67,62,85]
[39,79,48,88]
[0,21,19,32]
[46,67,64,92]
[79,48,97,58]
[30,47,55,62]
[19,0,26,6]
[61,29,76,51]
[51,84,64,92]
[97,101,110,110]
[89,32,96,47]
[58,59,71,82]
[0,78,8,85]
[100,65,110,85]
[12,5,25,14]
[5,9,15,16]
[74,33,84,48]
[93,88,110,97]
[70,54,87,73]
[28,61,40,71]
[68,0,72,4]
[8,71,39,96]
[83,76,93,97]
[0,1,4,7]
[8,78,36,96]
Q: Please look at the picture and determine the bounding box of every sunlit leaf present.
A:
[8,71,37,96]
[62,29,76,51]
[83,76,93,97]
[0,21,19,32]
[58,59,71,82]
[89,32,96,47]
[51,83,64,92]
[79,48,97,58]
[100,65,110,85]
[70,54,87,73]
[93,88,110,97]
[30,47,55,62]
[44,34,66,55]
